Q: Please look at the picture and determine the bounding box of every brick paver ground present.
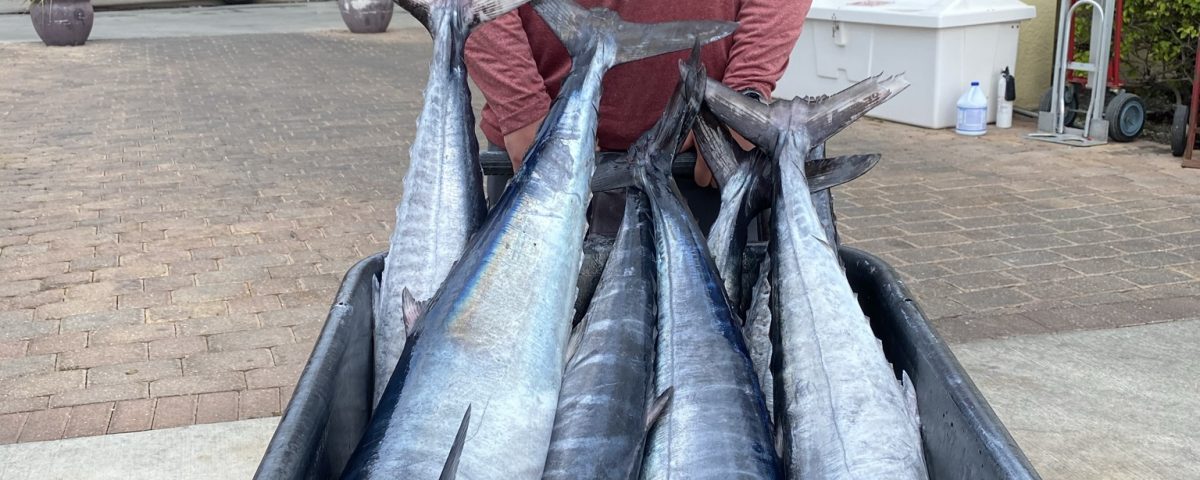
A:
[2,27,1199,444]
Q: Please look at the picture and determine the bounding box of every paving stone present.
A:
[63,402,114,439]
[89,323,175,346]
[146,302,227,323]
[1007,264,1081,283]
[995,250,1071,267]
[50,383,148,408]
[17,407,69,443]
[227,295,284,314]
[0,355,56,381]
[0,340,26,359]
[0,397,49,415]
[195,391,239,425]
[150,372,245,397]
[1121,251,1190,268]
[116,291,170,309]
[0,412,28,445]
[60,309,143,332]
[1051,245,1124,260]
[1116,269,1193,287]
[88,360,182,386]
[152,395,196,430]
[260,306,326,327]
[950,287,1035,311]
[0,370,85,400]
[177,314,259,337]
[147,337,207,363]
[172,283,249,304]
[107,399,154,434]
[270,341,315,366]
[59,344,147,370]
[184,349,273,375]
[1063,258,1138,275]
[246,364,305,390]
[238,388,281,420]
[931,313,1051,343]
[291,322,324,342]
[208,327,294,352]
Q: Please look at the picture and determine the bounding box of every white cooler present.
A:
[774,0,1037,129]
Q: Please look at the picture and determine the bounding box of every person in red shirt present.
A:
[465,0,811,234]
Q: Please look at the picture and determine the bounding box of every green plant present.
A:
[1120,0,1200,103]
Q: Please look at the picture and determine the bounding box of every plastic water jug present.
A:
[956,81,988,136]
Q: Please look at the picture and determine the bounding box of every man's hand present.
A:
[504,117,544,172]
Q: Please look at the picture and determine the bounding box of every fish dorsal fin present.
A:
[401,288,428,334]
[644,387,674,431]
[805,154,881,192]
[533,0,735,65]
[623,388,674,480]
[394,0,532,32]
[439,404,472,480]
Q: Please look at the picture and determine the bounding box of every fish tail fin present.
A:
[533,0,735,65]
[704,74,908,156]
[798,73,910,147]
[394,0,530,31]
[804,154,881,192]
[702,78,779,154]
[692,106,741,188]
[629,46,706,187]
[439,404,472,480]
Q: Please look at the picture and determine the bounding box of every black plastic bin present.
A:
[254,247,1041,480]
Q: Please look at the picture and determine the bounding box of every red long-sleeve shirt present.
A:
[464,0,811,150]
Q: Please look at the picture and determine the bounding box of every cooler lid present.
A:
[808,0,1037,29]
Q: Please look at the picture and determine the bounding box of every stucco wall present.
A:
[1015,0,1058,109]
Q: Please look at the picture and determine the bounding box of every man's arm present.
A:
[464,9,551,169]
[722,0,810,99]
[692,0,810,186]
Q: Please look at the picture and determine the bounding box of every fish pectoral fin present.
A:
[564,321,586,364]
[439,404,472,480]
[804,154,881,192]
[401,287,428,334]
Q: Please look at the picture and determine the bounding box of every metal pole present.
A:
[1182,34,1200,166]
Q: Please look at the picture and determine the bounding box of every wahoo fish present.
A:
[372,0,511,407]
[634,54,779,480]
[694,107,878,314]
[342,0,735,477]
[743,255,774,421]
[542,191,667,480]
[705,75,928,479]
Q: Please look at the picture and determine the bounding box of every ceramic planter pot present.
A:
[30,0,94,47]
[338,0,393,34]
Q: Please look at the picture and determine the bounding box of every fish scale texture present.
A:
[375,6,486,408]
[771,141,926,480]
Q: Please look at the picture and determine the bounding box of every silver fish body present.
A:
[704,75,927,480]
[542,191,657,480]
[637,60,779,480]
[345,1,735,478]
[373,0,487,407]
[744,255,774,421]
